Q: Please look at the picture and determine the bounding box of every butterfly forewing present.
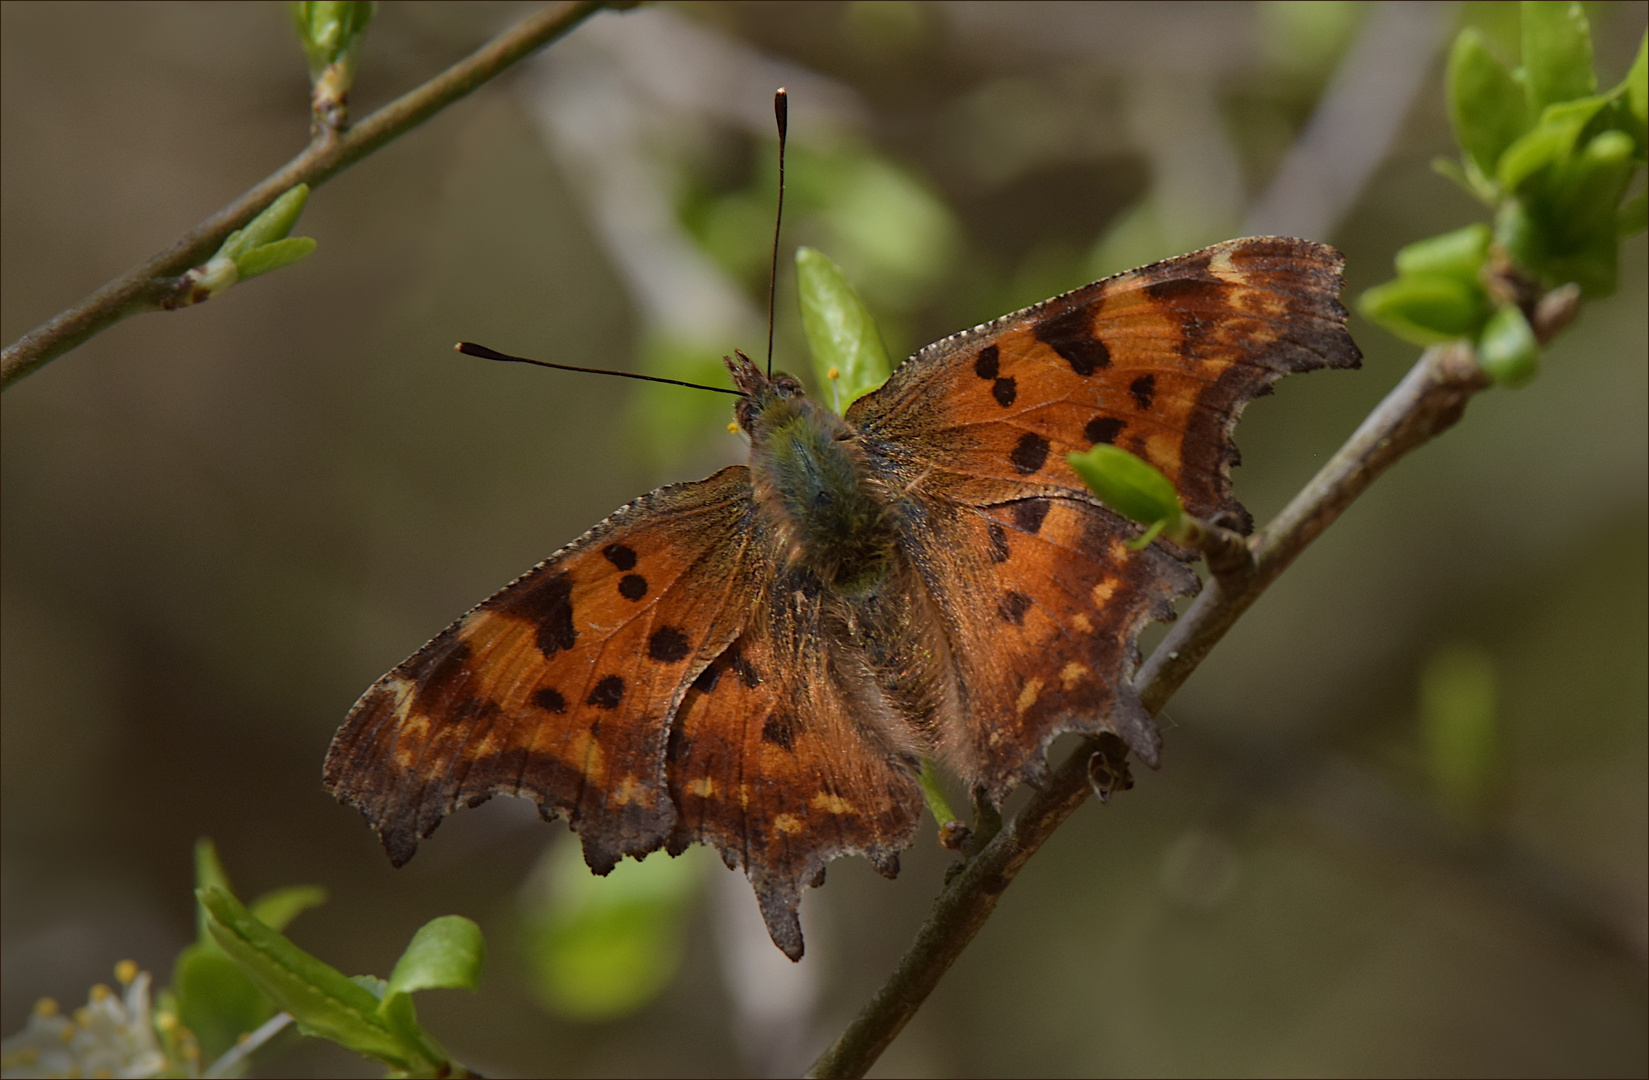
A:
[850,237,1362,528]
[324,466,758,872]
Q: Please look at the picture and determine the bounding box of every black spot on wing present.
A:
[602,544,637,571]
[509,572,576,657]
[997,591,1032,625]
[761,712,798,752]
[586,675,625,709]
[728,646,760,688]
[1130,374,1155,411]
[1085,416,1125,445]
[531,687,567,713]
[1012,498,1050,535]
[992,376,1017,407]
[618,574,648,601]
[986,521,1010,563]
[1033,307,1109,375]
[974,344,999,380]
[691,660,722,694]
[1010,433,1049,475]
[648,626,690,663]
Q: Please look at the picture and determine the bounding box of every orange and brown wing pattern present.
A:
[850,236,1361,529]
[324,465,759,874]
[898,491,1194,799]
[850,237,1359,796]
[663,568,925,960]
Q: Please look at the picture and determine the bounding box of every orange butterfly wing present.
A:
[324,466,760,873]
[847,237,1360,796]
[663,576,925,960]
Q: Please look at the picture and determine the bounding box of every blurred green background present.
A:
[2,2,1644,1076]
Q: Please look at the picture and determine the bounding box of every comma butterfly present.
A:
[324,235,1361,959]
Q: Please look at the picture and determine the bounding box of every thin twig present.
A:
[806,340,1494,1079]
[0,0,624,391]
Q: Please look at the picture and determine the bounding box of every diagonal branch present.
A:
[807,339,1494,1079]
[0,0,625,391]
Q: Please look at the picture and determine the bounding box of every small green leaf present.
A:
[172,943,276,1063]
[193,839,235,943]
[387,916,485,996]
[1496,95,1609,193]
[1520,1,1595,112]
[377,992,451,1077]
[1448,28,1531,179]
[1419,641,1501,825]
[250,885,328,934]
[1394,223,1492,281]
[796,246,893,412]
[1477,304,1541,387]
[1549,129,1637,245]
[198,886,416,1069]
[234,236,318,281]
[290,1,376,77]
[519,843,701,1022]
[1358,273,1491,345]
[1067,445,1184,532]
[220,185,311,261]
[1622,31,1648,144]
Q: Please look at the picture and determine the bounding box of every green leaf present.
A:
[1476,304,1541,387]
[290,1,376,77]
[1394,223,1492,281]
[386,916,485,996]
[250,885,328,933]
[1419,642,1501,824]
[1520,1,1595,112]
[377,991,451,1075]
[172,943,277,1063]
[1358,273,1491,346]
[1066,445,1185,532]
[197,886,423,1070]
[520,843,701,1022]
[796,246,893,412]
[1448,28,1531,179]
[1622,31,1648,147]
[1496,95,1609,193]
[234,236,318,281]
[220,185,311,261]
[193,839,235,943]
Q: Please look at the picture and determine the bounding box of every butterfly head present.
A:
[725,349,809,438]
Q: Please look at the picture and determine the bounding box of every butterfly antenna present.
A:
[766,87,788,379]
[455,342,745,397]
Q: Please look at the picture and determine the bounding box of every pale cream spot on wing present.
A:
[1061,662,1089,689]
[811,793,855,814]
[567,731,606,786]
[1091,579,1118,607]
[738,784,752,809]
[1072,612,1094,633]
[1108,539,1131,562]
[611,774,647,806]
[1208,245,1241,284]
[689,777,717,798]
[1016,677,1044,716]
[774,813,804,835]
[1143,432,1183,481]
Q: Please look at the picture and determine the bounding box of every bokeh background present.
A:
[3,2,1645,1076]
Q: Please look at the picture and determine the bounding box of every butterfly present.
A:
[324,236,1361,960]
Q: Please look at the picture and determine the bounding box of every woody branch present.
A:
[806,283,1584,1078]
[0,0,623,391]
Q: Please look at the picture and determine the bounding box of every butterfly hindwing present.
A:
[664,567,925,960]
[324,465,759,873]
